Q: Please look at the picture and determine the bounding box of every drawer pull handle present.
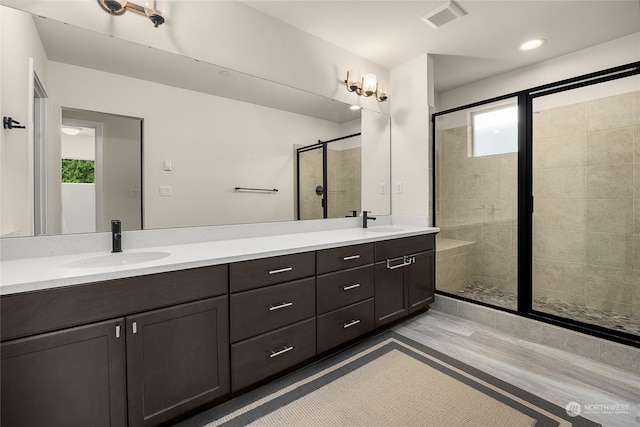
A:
[269,267,293,275]
[343,319,361,329]
[269,302,293,311]
[343,255,361,261]
[270,346,294,358]
[386,255,413,270]
[343,283,361,291]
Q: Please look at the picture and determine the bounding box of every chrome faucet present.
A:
[362,211,377,228]
[111,220,122,253]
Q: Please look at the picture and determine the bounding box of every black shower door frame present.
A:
[431,61,640,348]
[296,132,361,220]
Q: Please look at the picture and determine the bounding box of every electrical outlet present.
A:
[396,181,403,194]
[159,186,172,197]
[380,182,387,194]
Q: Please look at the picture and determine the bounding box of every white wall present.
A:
[61,132,95,160]
[0,7,48,237]
[61,183,95,234]
[47,61,352,229]
[389,54,432,221]
[439,33,640,111]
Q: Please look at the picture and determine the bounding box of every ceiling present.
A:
[242,0,640,92]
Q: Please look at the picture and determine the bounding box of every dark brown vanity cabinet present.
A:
[316,244,375,353]
[374,234,435,327]
[229,252,317,392]
[0,265,229,427]
[1,319,127,427]
[0,232,437,426]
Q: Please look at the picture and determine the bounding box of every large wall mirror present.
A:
[1,5,391,237]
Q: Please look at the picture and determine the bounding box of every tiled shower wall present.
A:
[436,126,518,294]
[533,90,640,318]
[327,147,361,219]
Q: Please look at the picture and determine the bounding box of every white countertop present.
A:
[0,224,438,295]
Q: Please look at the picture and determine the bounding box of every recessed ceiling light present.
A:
[61,127,81,136]
[520,38,546,51]
[350,105,362,111]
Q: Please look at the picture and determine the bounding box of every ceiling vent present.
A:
[420,1,468,30]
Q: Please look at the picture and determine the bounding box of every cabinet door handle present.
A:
[132,322,138,334]
[269,346,294,358]
[343,254,360,261]
[386,255,412,270]
[115,325,121,339]
[343,283,361,291]
[269,302,293,311]
[268,267,293,275]
[343,319,361,329]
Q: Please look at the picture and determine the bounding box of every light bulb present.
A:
[347,69,362,92]
[362,74,377,97]
[376,80,389,102]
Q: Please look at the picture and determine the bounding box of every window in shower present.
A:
[531,73,640,337]
[471,104,518,157]
[434,97,519,310]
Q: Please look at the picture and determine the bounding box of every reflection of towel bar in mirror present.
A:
[234,187,279,193]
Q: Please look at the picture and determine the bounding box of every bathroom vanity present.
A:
[0,223,437,427]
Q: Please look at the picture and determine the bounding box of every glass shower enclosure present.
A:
[433,62,640,343]
[296,133,362,220]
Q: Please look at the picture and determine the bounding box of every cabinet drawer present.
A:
[317,299,374,354]
[230,252,315,293]
[1,265,228,342]
[375,234,435,261]
[316,243,374,274]
[316,265,374,315]
[231,318,316,392]
[230,277,315,342]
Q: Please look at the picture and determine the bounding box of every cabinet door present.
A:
[374,259,409,327]
[126,296,229,427]
[407,250,435,313]
[1,319,126,427]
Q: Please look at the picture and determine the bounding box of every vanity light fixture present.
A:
[345,68,389,102]
[98,0,165,27]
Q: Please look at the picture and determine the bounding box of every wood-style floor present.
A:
[394,310,640,427]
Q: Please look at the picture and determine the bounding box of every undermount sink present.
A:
[65,251,170,269]
[365,227,404,233]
